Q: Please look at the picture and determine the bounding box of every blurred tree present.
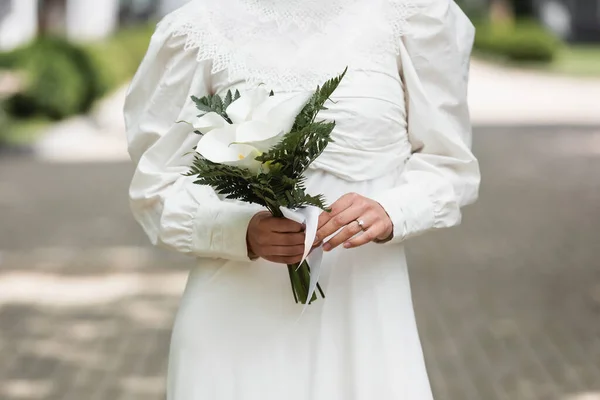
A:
[490,0,514,24]
[119,0,159,25]
[38,0,67,36]
[514,1,534,17]
[455,0,486,19]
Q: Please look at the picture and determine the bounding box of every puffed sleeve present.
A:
[372,1,480,243]
[125,17,263,261]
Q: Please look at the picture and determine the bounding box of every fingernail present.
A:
[323,243,332,252]
[344,242,351,249]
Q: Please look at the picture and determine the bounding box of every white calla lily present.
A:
[195,89,312,173]
[196,124,263,173]
[252,92,313,134]
[234,120,284,153]
[193,112,228,134]
[226,87,270,124]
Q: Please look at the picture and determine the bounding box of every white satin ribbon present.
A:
[281,206,324,306]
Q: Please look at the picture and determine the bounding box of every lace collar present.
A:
[241,0,360,30]
[169,0,421,91]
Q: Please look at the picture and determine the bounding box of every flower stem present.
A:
[287,260,324,304]
[287,265,299,304]
[269,206,324,304]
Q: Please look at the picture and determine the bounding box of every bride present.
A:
[124,0,480,398]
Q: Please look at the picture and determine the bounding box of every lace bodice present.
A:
[164,0,422,91]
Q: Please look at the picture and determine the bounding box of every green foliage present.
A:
[187,70,347,215]
[82,41,132,98]
[257,121,335,179]
[475,20,562,63]
[188,161,264,204]
[82,23,155,96]
[0,103,9,144]
[0,23,155,120]
[453,1,488,23]
[549,45,600,77]
[0,113,50,147]
[0,47,24,69]
[5,37,96,119]
[291,67,347,131]
[192,89,240,124]
[112,24,156,66]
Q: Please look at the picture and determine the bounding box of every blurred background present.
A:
[0,0,599,399]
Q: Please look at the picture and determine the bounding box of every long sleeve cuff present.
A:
[193,201,263,262]
[372,184,435,244]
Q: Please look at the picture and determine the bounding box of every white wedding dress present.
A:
[124,0,480,398]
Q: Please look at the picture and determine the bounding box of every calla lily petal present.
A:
[235,120,284,153]
[253,92,312,134]
[252,93,297,121]
[193,112,229,134]
[196,124,239,163]
[226,87,270,124]
[224,143,264,173]
[196,125,263,173]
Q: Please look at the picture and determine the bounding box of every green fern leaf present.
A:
[223,90,233,109]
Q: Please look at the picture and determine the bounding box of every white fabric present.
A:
[124,0,480,398]
[168,0,423,91]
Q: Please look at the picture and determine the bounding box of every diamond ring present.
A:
[356,219,365,230]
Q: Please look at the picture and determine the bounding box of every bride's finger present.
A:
[322,220,363,251]
[268,232,306,246]
[316,206,362,243]
[343,225,381,249]
[317,192,358,229]
[263,245,306,257]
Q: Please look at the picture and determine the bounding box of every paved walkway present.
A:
[468,61,600,126]
[1,124,599,400]
[33,85,130,163]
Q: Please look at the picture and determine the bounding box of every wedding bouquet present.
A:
[185,70,346,305]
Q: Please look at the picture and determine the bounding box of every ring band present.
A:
[356,219,365,230]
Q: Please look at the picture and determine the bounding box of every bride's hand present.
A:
[316,193,393,251]
[247,211,306,264]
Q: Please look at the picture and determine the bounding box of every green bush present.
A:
[0,49,20,69]
[82,23,155,97]
[112,23,156,67]
[6,37,98,119]
[0,22,155,120]
[84,40,135,97]
[475,20,562,63]
[0,103,9,143]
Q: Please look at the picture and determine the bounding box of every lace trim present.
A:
[243,0,359,30]
[389,0,421,52]
[169,0,422,91]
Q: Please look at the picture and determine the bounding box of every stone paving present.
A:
[468,62,600,126]
[1,124,600,400]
